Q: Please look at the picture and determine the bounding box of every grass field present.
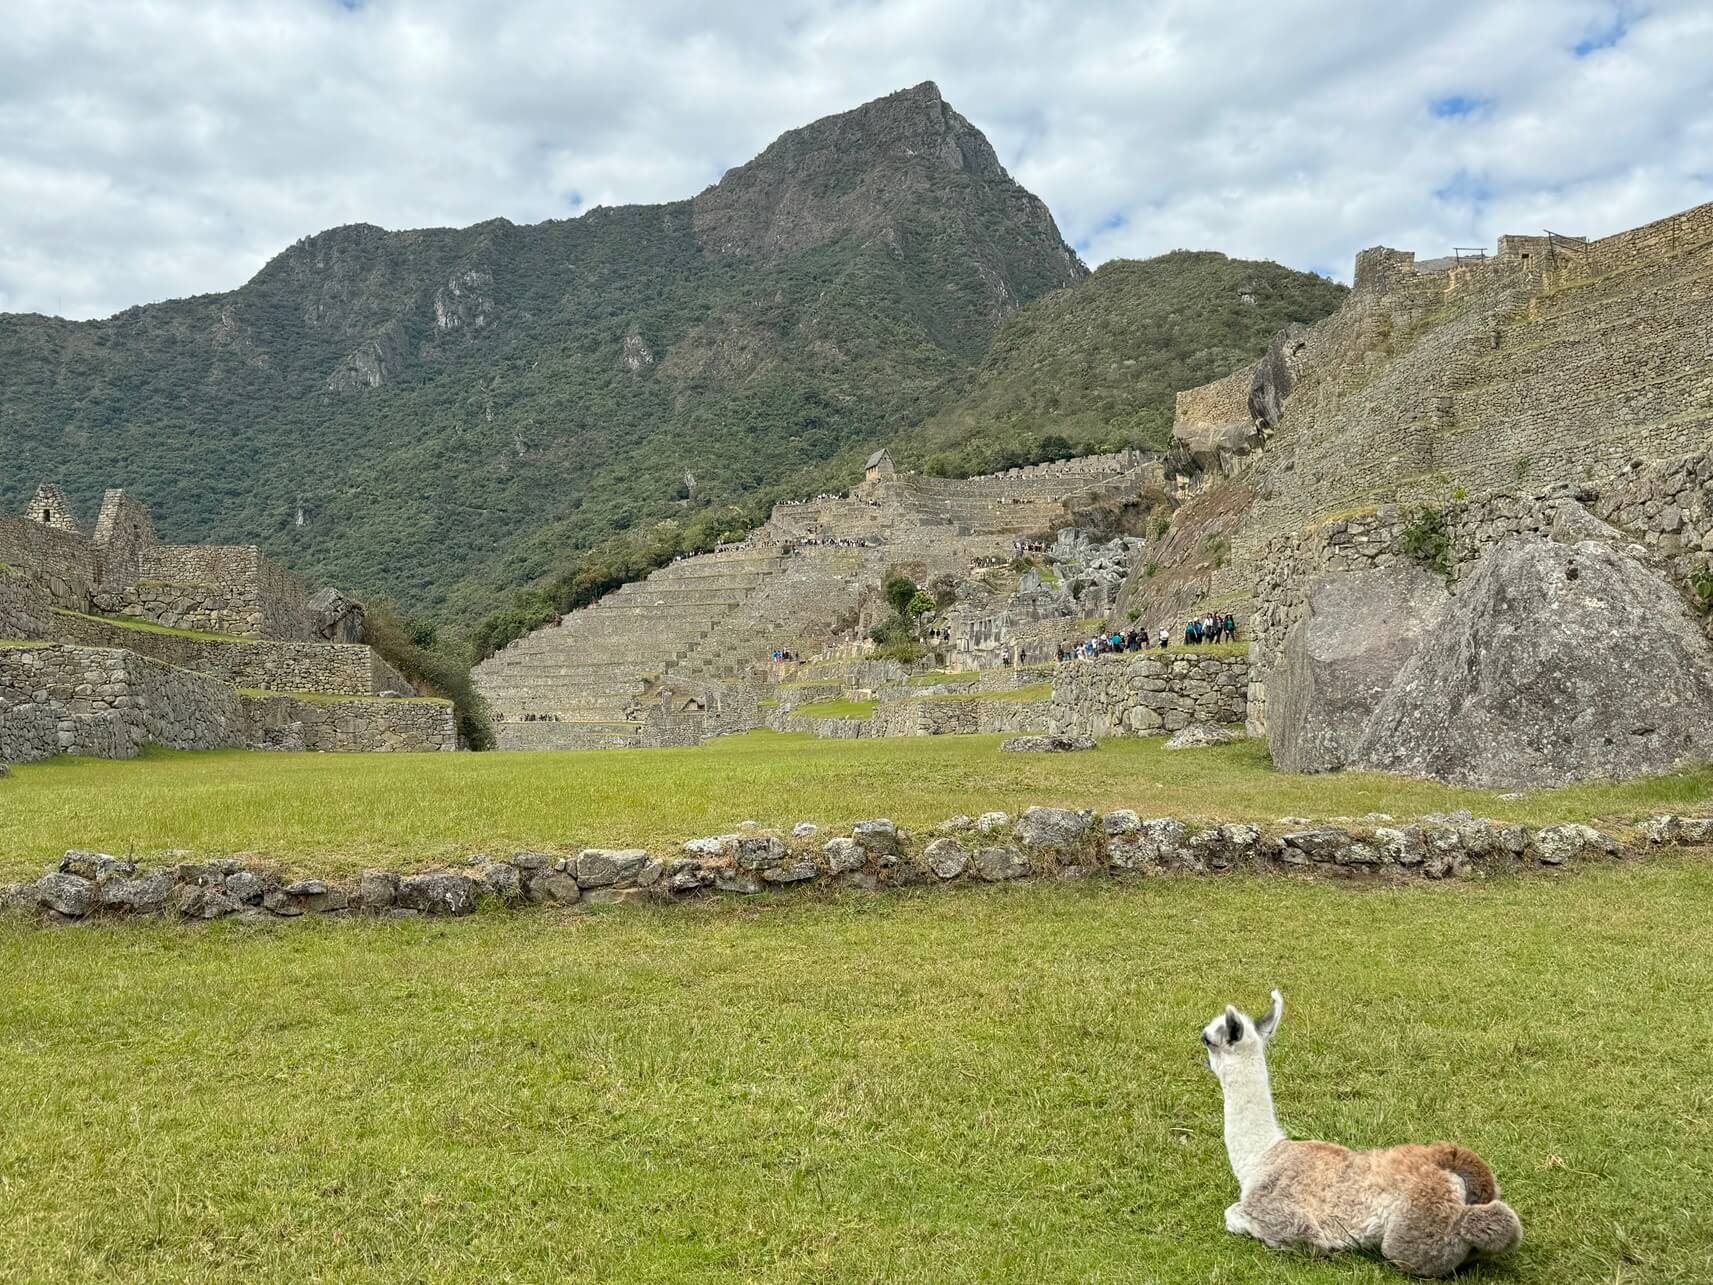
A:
[3,860,1711,1282]
[3,732,1711,880]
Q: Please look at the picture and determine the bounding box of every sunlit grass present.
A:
[2,860,1711,1282]
[3,733,1710,879]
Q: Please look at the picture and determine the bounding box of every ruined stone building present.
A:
[1,487,457,762]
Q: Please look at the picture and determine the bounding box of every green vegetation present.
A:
[362,604,491,748]
[867,574,929,661]
[1690,569,1713,615]
[3,861,1712,1281]
[901,252,1347,477]
[51,607,244,643]
[1399,505,1454,579]
[792,699,880,721]
[3,734,1709,879]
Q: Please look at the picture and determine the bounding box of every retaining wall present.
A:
[1046,651,1249,738]
[50,612,411,695]
[0,644,245,763]
[241,693,457,752]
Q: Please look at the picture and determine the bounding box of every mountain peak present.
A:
[690,83,1053,263]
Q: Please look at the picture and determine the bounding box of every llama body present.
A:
[1203,992,1522,1277]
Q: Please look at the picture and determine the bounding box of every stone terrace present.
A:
[475,453,1164,749]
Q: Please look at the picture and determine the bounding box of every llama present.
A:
[1202,991,1523,1277]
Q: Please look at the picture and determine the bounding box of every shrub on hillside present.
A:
[365,604,494,750]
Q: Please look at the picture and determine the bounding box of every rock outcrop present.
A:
[1353,538,1713,786]
[1266,566,1449,773]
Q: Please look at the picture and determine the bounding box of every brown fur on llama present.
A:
[1202,991,1522,1276]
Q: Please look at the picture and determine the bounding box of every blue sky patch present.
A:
[1574,9,1631,57]
[1429,94,1491,119]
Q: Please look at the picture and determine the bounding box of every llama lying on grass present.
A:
[1202,991,1523,1277]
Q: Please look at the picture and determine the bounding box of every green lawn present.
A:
[2,861,1711,1282]
[2,733,1711,880]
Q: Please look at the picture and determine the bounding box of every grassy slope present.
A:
[2,862,1711,1282]
[3,733,1710,878]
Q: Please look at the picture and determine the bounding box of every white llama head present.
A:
[1201,989,1283,1076]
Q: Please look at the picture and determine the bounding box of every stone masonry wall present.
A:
[0,645,245,763]
[1174,365,1255,437]
[0,568,53,639]
[1202,199,1713,608]
[1045,651,1248,739]
[0,514,97,608]
[240,693,457,752]
[49,611,411,696]
[9,810,1683,927]
[128,545,313,640]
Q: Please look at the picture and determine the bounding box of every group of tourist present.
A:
[1058,629,1146,662]
[1053,612,1239,662]
[1185,613,1237,645]
[786,534,878,551]
[1011,538,1048,555]
[769,649,801,663]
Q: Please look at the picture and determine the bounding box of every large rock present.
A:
[1267,565,1450,773]
[1354,538,1713,787]
[307,588,366,643]
[1163,724,1239,751]
[396,873,478,916]
[1000,735,1096,753]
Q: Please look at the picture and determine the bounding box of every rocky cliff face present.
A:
[692,81,1085,342]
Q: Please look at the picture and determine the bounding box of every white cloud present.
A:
[0,0,1707,318]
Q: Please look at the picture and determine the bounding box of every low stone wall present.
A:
[1045,652,1249,738]
[50,612,411,696]
[0,644,245,763]
[240,694,457,752]
[9,809,1703,926]
[870,697,1050,737]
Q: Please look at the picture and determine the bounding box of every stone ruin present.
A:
[0,485,457,763]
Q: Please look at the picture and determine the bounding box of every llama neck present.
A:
[1221,1054,1286,1187]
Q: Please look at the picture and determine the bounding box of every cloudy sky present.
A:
[3,0,1708,319]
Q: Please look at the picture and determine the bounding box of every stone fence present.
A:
[8,808,1707,926]
[1045,651,1248,739]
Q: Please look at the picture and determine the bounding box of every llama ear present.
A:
[1223,1007,1243,1043]
[1256,990,1283,1040]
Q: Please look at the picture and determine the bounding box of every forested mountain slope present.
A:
[893,252,1348,477]
[0,83,1081,620]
